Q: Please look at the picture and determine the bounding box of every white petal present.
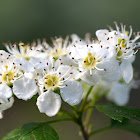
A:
[0,84,12,99]
[0,93,8,103]
[98,59,120,81]
[106,83,130,106]
[56,56,78,67]
[81,70,99,85]
[57,65,80,80]
[0,112,3,119]
[129,55,136,63]
[107,31,118,46]
[60,80,83,106]
[0,97,14,112]
[14,58,35,72]
[13,76,38,100]
[30,57,51,70]
[36,90,61,117]
[71,34,86,45]
[96,29,109,44]
[120,60,133,83]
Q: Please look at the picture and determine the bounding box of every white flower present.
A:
[40,37,77,67]
[41,37,69,59]
[4,43,42,72]
[0,54,38,101]
[36,64,83,116]
[106,81,131,106]
[105,76,140,106]
[4,42,42,60]
[96,22,140,83]
[69,43,120,85]
[0,50,13,62]
[71,33,97,45]
[0,92,14,119]
[0,58,23,86]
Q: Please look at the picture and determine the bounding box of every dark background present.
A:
[0,0,140,140]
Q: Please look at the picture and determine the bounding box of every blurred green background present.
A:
[0,0,140,140]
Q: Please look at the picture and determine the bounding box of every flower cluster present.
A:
[0,22,140,118]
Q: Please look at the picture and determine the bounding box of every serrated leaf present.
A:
[2,122,59,140]
[96,105,140,122]
[112,119,140,137]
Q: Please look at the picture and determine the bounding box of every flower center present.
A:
[45,75,60,90]
[51,48,67,60]
[83,53,97,69]
[118,38,127,48]
[15,43,30,61]
[116,38,127,58]
[116,47,123,57]
[2,67,15,86]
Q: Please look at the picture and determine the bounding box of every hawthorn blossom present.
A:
[69,43,120,85]
[0,22,139,118]
[96,22,140,83]
[0,51,38,101]
[4,43,42,72]
[36,62,83,116]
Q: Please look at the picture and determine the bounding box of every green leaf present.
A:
[96,105,140,122]
[112,119,140,137]
[2,122,59,140]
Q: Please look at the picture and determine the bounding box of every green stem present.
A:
[59,108,74,118]
[47,118,74,124]
[80,86,94,112]
[84,100,95,129]
[89,126,112,136]
[79,121,89,140]
[76,117,89,140]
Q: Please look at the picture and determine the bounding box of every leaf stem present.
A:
[47,118,74,124]
[80,86,94,112]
